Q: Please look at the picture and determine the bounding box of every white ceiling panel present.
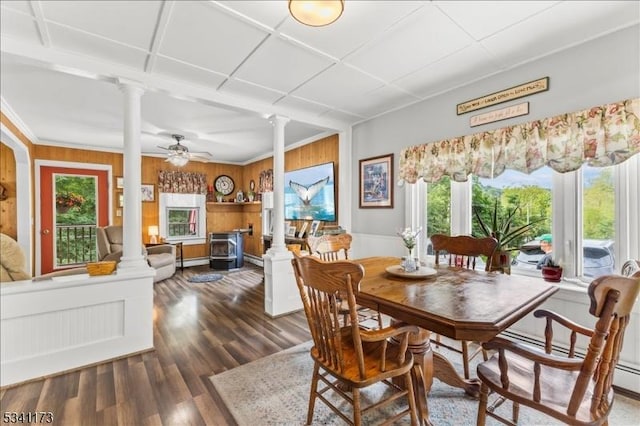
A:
[278,1,425,59]
[218,78,285,105]
[482,1,640,68]
[291,63,382,108]
[217,0,289,29]
[345,4,475,82]
[435,1,560,41]
[274,95,332,118]
[159,1,268,75]
[1,1,32,15]
[40,0,162,50]
[46,23,149,71]
[234,36,334,93]
[1,1,637,164]
[394,44,502,98]
[0,7,40,45]
[153,56,228,90]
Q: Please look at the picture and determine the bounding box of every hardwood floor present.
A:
[0,265,311,425]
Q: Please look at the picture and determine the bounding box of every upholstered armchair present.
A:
[96,226,176,282]
[0,233,87,283]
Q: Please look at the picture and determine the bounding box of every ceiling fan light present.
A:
[289,0,344,27]
[167,153,189,167]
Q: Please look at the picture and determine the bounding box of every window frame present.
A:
[414,154,639,287]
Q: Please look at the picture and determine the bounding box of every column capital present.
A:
[268,114,290,127]
[117,78,146,95]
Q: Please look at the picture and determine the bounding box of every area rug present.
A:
[210,341,640,426]
[187,273,224,283]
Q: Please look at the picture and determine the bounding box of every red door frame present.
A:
[40,166,109,274]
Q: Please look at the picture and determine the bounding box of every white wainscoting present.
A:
[1,270,154,387]
[351,232,640,393]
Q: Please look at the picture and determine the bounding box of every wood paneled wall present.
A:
[1,129,339,262]
[0,143,18,239]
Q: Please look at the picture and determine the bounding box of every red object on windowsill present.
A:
[541,266,563,282]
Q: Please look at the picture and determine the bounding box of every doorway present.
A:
[39,165,109,274]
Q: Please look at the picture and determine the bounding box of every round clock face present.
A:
[214,175,235,195]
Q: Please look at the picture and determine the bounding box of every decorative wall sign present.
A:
[457,77,548,115]
[470,102,529,127]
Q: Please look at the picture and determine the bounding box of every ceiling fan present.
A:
[157,134,211,166]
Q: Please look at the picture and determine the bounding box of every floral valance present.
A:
[399,98,640,184]
[158,170,207,194]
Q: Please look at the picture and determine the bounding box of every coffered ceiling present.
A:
[1,1,638,164]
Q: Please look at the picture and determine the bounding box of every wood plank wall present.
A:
[1,129,339,262]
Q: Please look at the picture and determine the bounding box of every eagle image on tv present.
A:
[284,162,336,221]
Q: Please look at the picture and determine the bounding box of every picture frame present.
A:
[118,193,124,207]
[115,176,124,190]
[297,221,308,238]
[309,220,321,237]
[359,153,394,208]
[141,184,155,202]
[287,226,297,237]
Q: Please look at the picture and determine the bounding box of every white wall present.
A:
[351,24,640,238]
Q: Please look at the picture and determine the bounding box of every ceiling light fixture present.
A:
[167,151,189,167]
[289,0,344,27]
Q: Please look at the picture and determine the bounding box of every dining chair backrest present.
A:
[430,234,498,270]
[307,233,352,262]
[621,259,640,278]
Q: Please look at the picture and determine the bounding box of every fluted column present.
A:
[117,80,149,271]
[267,114,290,254]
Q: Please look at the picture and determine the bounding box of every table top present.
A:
[355,257,558,342]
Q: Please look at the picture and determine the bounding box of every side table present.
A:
[146,241,184,271]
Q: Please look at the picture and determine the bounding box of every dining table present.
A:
[354,257,558,425]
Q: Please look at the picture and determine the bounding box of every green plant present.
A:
[473,200,541,253]
[56,192,85,208]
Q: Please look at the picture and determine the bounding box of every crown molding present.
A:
[1,96,39,144]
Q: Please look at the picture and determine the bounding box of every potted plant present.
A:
[540,258,563,282]
[215,191,224,202]
[247,190,255,202]
[474,200,542,274]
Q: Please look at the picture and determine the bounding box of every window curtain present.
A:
[158,171,208,194]
[399,98,639,184]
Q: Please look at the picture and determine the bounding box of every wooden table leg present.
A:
[393,325,481,425]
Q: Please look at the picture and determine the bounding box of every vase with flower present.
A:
[398,227,421,272]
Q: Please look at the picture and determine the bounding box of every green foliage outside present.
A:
[426,168,615,255]
[583,168,614,239]
[55,175,98,265]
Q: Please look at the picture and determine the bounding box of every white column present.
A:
[117,81,150,271]
[267,114,290,255]
[263,114,301,317]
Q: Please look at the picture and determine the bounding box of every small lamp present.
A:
[148,225,159,244]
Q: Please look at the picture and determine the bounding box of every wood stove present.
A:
[209,231,244,270]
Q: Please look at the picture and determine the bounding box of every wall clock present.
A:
[214,175,235,195]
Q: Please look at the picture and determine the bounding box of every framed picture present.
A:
[141,184,155,202]
[309,220,321,237]
[297,221,308,238]
[359,153,394,208]
[118,193,124,207]
[115,176,124,190]
[287,226,297,237]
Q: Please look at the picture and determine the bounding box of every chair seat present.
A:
[147,252,175,268]
[477,351,613,424]
[311,332,413,388]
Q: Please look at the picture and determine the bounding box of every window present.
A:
[159,193,206,245]
[417,155,639,284]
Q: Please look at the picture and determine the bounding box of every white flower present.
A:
[397,227,421,250]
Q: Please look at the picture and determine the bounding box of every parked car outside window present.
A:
[512,239,615,279]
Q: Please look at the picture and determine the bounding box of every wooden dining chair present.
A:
[430,233,500,379]
[477,273,640,426]
[291,255,419,426]
[621,259,640,277]
[307,233,382,328]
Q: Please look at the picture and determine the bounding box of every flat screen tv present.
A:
[284,162,336,222]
